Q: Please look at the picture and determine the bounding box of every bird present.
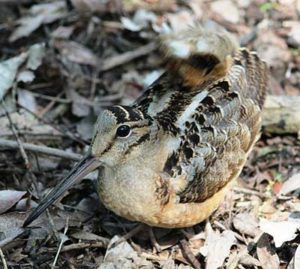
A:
[23,25,268,228]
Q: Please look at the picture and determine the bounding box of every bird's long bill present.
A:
[23,153,101,227]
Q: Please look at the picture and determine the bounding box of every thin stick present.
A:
[233,186,270,199]
[100,42,157,72]
[2,100,31,168]
[0,138,82,161]
[61,241,108,252]
[39,91,65,118]
[52,218,69,269]
[0,248,8,269]
[179,239,201,269]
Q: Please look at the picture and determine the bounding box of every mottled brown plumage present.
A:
[24,26,268,228]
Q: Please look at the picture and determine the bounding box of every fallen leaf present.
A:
[211,0,240,23]
[17,70,35,83]
[280,173,300,195]
[256,233,280,269]
[0,190,27,214]
[0,212,25,248]
[200,223,236,269]
[166,11,195,32]
[71,0,104,12]
[26,43,45,70]
[15,198,38,211]
[0,43,45,100]
[121,9,156,32]
[17,89,37,113]
[259,218,300,247]
[53,40,99,66]
[0,53,27,99]
[99,235,153,269]
[233,213,260,237]
[9,1,67,42]
[123,0,176,12]
[254,29,291,79]
[51,25,75,39]
[67,88,91,117]
[121,17,142,32]
[76,115,94,140]
[0,109,56,137]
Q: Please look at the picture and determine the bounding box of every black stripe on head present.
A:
[123,133,151,155]
[107,106,145,124]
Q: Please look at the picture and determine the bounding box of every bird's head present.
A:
[91,105,151,166]
[23,105,152,227]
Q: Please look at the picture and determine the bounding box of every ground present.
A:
[0,1,299,268]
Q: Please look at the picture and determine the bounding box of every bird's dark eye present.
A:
[116,125,131,138]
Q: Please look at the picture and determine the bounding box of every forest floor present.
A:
[0,1,299,268]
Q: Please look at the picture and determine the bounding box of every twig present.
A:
[2,100,31,168]
[39,91,66,118]
[30,92,71,104]
[233,186,270,199]
[100,42,157,72]
[179,239,201,269]
[0,248,8,269]
[61,241,108,252]
[110,224,145,249]
[140,252,169,261]
[0,138,82,161]
[52,218,69,269]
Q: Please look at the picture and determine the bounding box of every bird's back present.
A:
[135,26,268,204]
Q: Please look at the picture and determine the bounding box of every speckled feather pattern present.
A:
[133,47,267,205]
[24,26,269,229]
[95,28,268,227]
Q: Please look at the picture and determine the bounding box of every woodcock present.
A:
[24,26,268,228]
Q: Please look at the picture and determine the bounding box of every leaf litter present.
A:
[0,0,299,268]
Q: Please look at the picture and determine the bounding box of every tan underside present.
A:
[140,180,234,228]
